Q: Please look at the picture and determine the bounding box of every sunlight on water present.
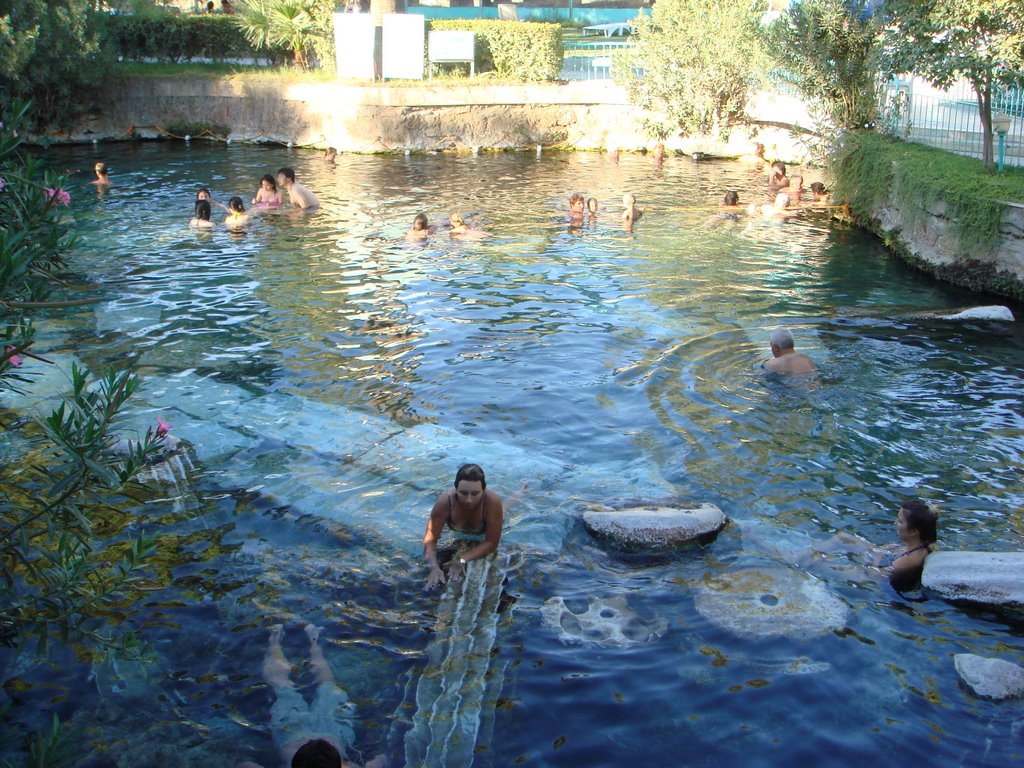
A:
[3,143,1024,767]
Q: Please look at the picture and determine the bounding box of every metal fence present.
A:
[561,41,634,82]
[879,79,1024,168]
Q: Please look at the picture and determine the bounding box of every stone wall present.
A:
[70,77,809,160]
[865,194,1024,299]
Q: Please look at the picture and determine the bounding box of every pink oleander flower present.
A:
[4,346,23,368]
[44,187,70,206]
[155,417,171,437]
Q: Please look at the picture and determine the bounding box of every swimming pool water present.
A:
[2,142,1023,767]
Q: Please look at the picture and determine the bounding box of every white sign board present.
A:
[382,13,425,80]
[334,12,374,80]
[428,31,475,63]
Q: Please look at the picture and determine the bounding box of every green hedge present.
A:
[102,14,288,64]
[429,20,563,82]
[830,131,1024,252]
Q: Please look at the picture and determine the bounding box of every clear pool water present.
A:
[3,142,1023,767]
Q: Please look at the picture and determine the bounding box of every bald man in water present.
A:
[765,327,815,374]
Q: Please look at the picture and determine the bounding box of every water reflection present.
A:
[6,144,1023,767]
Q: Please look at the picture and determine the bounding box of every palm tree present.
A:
[236,0,322,69]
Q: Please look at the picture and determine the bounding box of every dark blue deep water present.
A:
[2,142,1023,767]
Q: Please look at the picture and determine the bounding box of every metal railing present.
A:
[879,79,1024,168]
[561,40,634,82]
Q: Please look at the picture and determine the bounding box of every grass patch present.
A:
[830,131,1024,251]
[115,62,338,83]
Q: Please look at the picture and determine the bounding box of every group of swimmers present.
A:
[185,167,320,231]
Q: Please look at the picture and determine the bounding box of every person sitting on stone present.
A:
[238,624,384,768]
[764,326,815,374]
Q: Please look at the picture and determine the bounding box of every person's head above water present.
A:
[450,212,465,228]
[228,196,245,213]
[723,190,739,206]
[455,463,486,491]
[770,326,796,351]
[898,498,938,545]
[773,192,791,208]
[569,193,585,211]
[771,161,786,176]
[260,174,277,191]
[194,199,212,221]
[196,187,211,201]
[412,213,429,231]
[586,197,599,213]
[277,167,295,184]
[291,738,341,768]
[94,162,108,177]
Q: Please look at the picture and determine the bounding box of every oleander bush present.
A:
[429,20,563,81]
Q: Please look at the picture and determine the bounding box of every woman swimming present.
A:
[252,174,284,208]
[449,212,490,239]
[405,213,435,241]
[190,199,214,229]
[224,196,252,230]
[422,463,505,590]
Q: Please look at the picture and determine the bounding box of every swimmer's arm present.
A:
[423,496,448,587]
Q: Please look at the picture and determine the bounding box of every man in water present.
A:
[277,167,320,210]
[91,162,111,186]
[239,624,383,768]
[765,327,815,374]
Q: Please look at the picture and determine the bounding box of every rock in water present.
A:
[582,502,727,548]
[541,595,668,647]
[954,654,1024,700]
[937,306,1014,321]
[922,551,1024,611]
[695,567,849,639]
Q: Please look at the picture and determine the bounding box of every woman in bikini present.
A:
[804,498,938,592]
[422,463,505,590]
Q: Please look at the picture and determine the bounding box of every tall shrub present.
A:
[0,102,166,658]
[626,0,767,138]
[766,0,880,159]
[0,0,110,130]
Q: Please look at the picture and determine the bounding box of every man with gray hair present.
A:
[765,327,815,374]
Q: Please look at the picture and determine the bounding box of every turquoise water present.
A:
[3,142,1023,766]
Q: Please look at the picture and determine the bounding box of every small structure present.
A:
[428,31,475,79]
[582,22,634,37]
[582,502,727,548]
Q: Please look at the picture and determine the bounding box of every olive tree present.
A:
[879,0,1024,170]
[625,0,768,139]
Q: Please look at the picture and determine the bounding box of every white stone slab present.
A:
[583,502,727,547]
[954,654,1024,700]
[695,567,850,639]
[937,305,1014,321]
[922,551,1024,610]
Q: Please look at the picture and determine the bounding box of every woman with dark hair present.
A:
[422,463,505,590]
[884,498,938,591]
[190,199,214,229]
[802,498,939,592]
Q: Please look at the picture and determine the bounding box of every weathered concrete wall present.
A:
[865,193,1024,299]
[70,77,808,160]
